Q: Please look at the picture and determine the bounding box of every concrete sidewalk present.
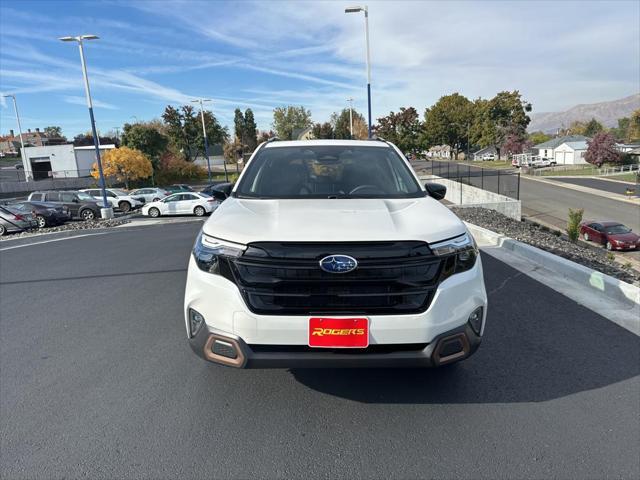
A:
[467,222,640,336]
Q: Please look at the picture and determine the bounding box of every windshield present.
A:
[76,192,95,201]
[606,224,631,234]
[110,189,128,196]
[235,145,424,199]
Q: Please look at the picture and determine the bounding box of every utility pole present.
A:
[347,97,354,138]
[345,5,372,138]
[3,94,27,177]
[59,35,113,218]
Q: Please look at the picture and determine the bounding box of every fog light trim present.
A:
[188,308,205,338]
[468,306,484,336]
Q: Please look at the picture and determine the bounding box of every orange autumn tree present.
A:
[91,146,153,189]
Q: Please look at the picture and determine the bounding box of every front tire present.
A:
[119,201,131,213]
[0,224,6,236]
[194,206,206,217]
[606,241,613,251]
[583,232,589,241]
[36,215,47,228]
[80,209,96,221]
[148,207,160,218]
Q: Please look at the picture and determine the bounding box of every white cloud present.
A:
[63,96,118,110]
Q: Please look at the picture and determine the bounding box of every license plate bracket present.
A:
[308,317,369,348]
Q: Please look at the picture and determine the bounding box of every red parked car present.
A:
[580,221,640,251]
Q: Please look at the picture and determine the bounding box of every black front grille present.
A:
[224,242,443,315]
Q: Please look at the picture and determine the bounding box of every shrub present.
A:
[566,208,584,242]
[155,152,208,184]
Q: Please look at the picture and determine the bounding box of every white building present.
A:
[533,135,589,160]
[21,144,116,180]
[553,141,588,165]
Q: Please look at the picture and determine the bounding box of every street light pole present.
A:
[345,5,372,138]
[3,94,27,177]
[191,98,219,182]
[347,97,354,138]
[59,34,112,218]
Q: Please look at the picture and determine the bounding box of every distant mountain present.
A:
[528,94,640,133]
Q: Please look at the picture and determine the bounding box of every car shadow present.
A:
[290,254,640,404]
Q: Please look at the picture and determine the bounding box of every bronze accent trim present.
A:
[203,334,246,368]
[433,333,469,365]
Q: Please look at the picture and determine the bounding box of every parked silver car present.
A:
[0,205,38,236]
[128,187,171,203]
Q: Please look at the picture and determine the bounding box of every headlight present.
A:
[192,231,244,274]
[430,232,478,279]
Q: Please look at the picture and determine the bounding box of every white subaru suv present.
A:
[185,139,487,368]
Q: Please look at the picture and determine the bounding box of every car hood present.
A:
[609,232,640,242]
[202,197,466,244]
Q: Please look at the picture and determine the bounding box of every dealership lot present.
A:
[1,221,638,479]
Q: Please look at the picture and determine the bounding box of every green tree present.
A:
[312,122,334,139]
[162,105,228,161]
[422,93,474,159]
[566,120,588,135]
[610,117,630,141]
[43,126,64,138]
[528,131,552,145]
[584,118,604,137]
[471,91,531,159]
[233,108,244,142]
[627,109,640,142]
[272,105,312,140]
[120,123,169,168]
[243,109,258,152]
[373,107,422,153]
[329,108,366,139]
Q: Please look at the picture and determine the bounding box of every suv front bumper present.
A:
[189,322,481,368]
[185,254,487,369]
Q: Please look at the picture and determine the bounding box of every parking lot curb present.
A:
[466,222,640,336]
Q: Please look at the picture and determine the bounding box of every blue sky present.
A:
[1,0,638,138]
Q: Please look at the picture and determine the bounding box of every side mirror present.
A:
[219,183,233,198]
[72,197,79,203]
[425,182,447,200]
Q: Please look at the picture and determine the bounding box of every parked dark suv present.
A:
[27,191,100,221]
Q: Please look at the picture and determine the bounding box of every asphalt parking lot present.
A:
[1,222,639,479]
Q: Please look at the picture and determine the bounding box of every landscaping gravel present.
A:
[0,218,130,241]
[451,207,639,284]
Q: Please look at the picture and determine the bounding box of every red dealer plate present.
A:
[308,317,369,348]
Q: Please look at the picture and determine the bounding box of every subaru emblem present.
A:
[319,255,358,274]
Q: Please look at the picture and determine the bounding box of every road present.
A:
[1,222,638,479]
[520,177,640,232]
[548,177,638,196]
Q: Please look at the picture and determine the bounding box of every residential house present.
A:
[533,135,589,160]
[292,127,314,140]
[615,143,640,153]
[472,146,498,161]
[553,140,588,165]
[0,128,66,155]
[426,145,452,159]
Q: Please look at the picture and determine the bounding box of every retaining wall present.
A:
[421,175,521,220]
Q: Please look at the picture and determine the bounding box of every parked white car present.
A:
[80,188,145,212]
[141,192,219,217]
[129,187,171,203]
